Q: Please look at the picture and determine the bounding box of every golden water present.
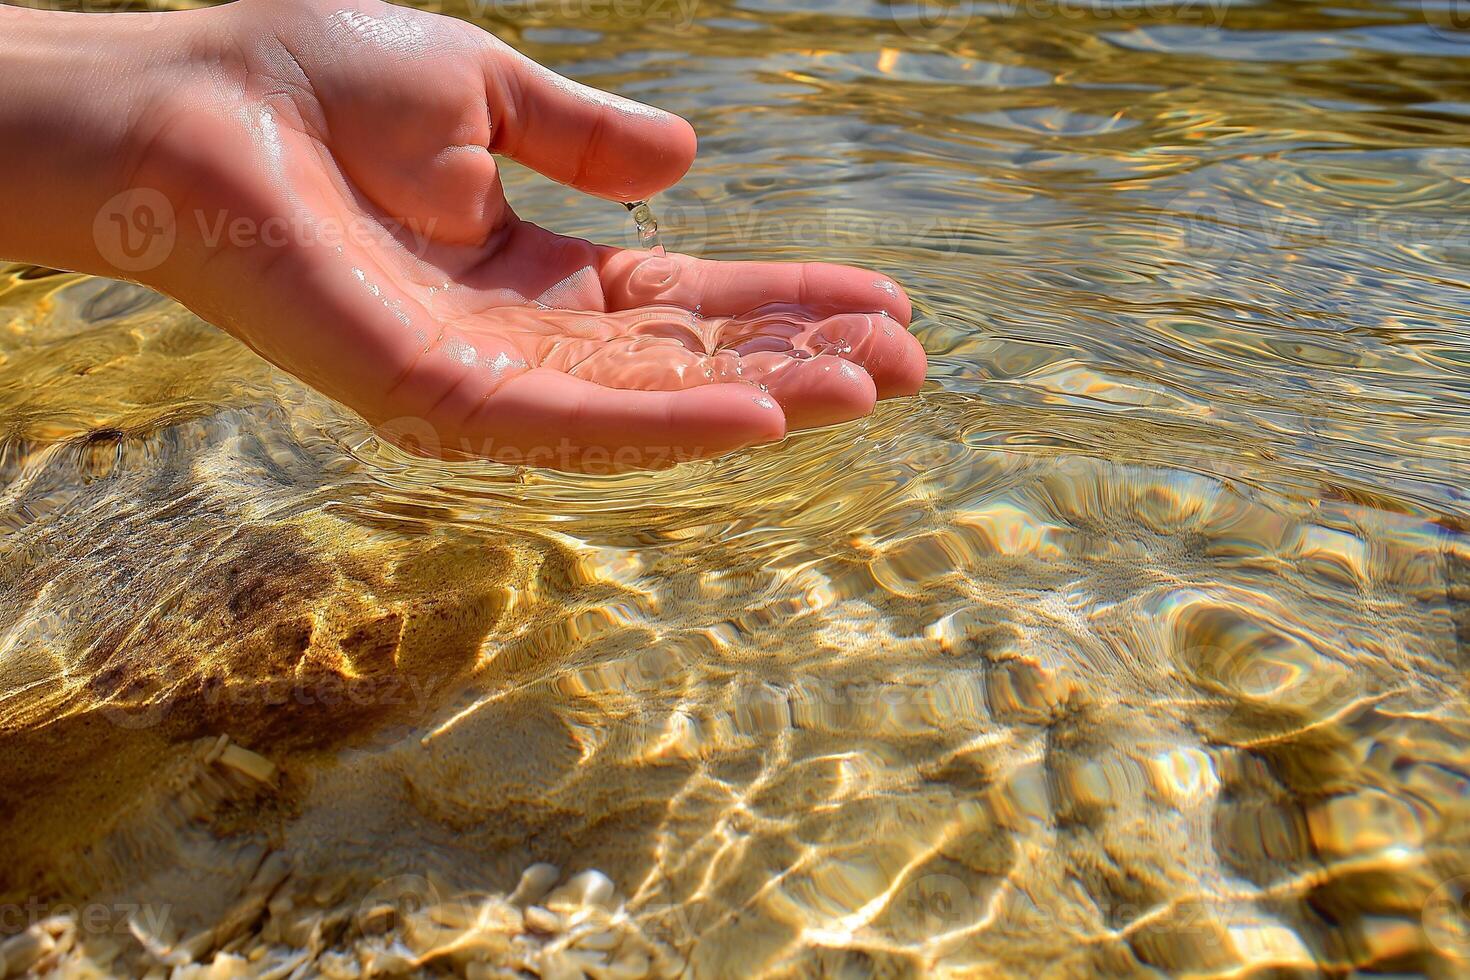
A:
[2,0,1469,976]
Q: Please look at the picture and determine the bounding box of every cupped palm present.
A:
[142,0,925,471]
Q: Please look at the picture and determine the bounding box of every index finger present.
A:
[477,35,698,202]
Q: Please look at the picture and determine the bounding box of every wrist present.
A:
[0,4,210,283]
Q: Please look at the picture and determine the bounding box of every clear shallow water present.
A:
[1,0,1469,976]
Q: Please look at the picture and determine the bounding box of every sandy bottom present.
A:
[1,271,1468,978]
[4,738,679,979]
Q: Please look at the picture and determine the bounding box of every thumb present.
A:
[477,36,697,202]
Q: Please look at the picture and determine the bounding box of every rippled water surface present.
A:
[2,0,1469,976]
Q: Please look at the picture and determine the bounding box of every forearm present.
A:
[0,4,196,278]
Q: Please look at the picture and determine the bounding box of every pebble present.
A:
[17,863,677,979]
[571,928,619,951]
[608,949,653,979]
[316,950,362,979]
[217,744,277,784]
[545,870,616,911]
[523,905,563,935]
[0,926,54,977]
[508,863,560,907]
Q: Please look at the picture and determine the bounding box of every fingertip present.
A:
[487,45,699,202]
[644,110,697,197]
[812,266,911,325]
[683,382,787,450]
[601,106,696,202]
[870,324,929,399]
[873,274,913,327]
[759,356,878,431]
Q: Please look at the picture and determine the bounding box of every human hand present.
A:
[0,0,926,471]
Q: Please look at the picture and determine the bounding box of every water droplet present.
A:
[624,200,665,254]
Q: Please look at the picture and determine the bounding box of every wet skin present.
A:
[0,0,926,472]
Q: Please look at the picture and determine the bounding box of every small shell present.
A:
[465,963,521,980]
[203,734,231,764]
[316,950,362,979]
[176,928,218,963]
[539,949,605,980]
[252,947,310,980]
[545,871,616,911]
[201,951,251,978]
[427,897,481,930]
[0,925,54,976]
[523,905,563,935]
[217,744,277,784]
[608,950,652,980]
[507,863,560,907]
[357,903,396,936]
[572,929,619,951]
[564,948,612,977]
